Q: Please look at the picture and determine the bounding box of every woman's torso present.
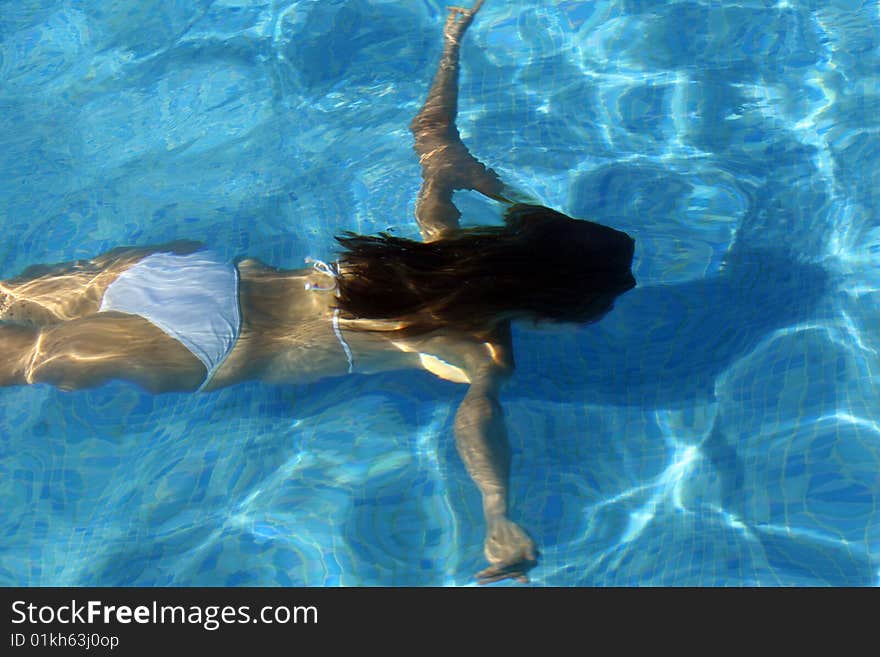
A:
[204,257,514,391]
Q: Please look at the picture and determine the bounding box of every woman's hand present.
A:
[477,517,538,584]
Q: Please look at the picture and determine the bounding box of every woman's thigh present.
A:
[29,312,206,393]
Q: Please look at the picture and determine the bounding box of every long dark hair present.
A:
[334,204,635,337]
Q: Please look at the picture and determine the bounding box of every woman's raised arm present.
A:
[409,1,509,242]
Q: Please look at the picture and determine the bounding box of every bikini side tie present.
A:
[304,257,354,374]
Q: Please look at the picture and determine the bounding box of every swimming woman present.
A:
[0,1,635,584]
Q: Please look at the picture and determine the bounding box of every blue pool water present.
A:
[1,0,878,586]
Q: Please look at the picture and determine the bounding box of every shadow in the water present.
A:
[509,243,829,407]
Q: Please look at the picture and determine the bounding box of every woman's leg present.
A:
[410,1,509,241]
[0,323,38,387]
[0,263,111,325]
[0,240,209,391]
[0,240,202,325]
[0,313,206,392]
